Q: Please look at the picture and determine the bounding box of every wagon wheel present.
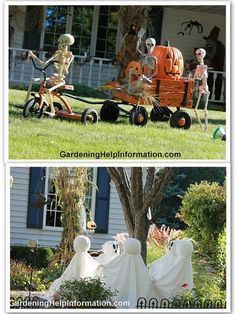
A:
[100,100,120,122]
[150,106,172,122]
[23,97,44,118]
[129,106,148,126]
[170,110,192,129]
[81,108,98,125]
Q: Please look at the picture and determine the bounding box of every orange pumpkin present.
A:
[124,61,142,79]
[151,42,184,79]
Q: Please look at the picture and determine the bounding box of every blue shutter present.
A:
[95,168,110,233]
[27,167,45,229]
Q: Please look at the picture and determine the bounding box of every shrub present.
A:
[10,246,54,269]
[179,181,226,256]
[214,226,226,283]
[57,278,117,308]
[10,260,46,291]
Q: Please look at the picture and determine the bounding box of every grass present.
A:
[8,89,226,160]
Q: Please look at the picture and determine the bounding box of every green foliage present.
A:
[156,168,226,230]
[180,181,226,255]
[58,278,117,308]
[10,260,63,291]
[10,260,46,291]
[147,243,168,265]
[10,246,54,269]
[214,227,226,282]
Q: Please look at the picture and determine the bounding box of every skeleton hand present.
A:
[28,50,36,59]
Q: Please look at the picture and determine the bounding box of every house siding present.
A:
[10,167,127,250]
[161,8,226,69]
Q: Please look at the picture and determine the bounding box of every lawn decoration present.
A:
[101,40,195,128]
[95,241,120,265]
[96,238,153,308]
[212,126,226,141]
[149,239,193,300]
[23,33,100,124]
[194,48,210,130]
[48,235,99,298]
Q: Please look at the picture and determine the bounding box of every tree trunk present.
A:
[107,167,175,263]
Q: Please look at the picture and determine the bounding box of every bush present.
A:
[214,227,226,282]
[10,260,46,291]
[10,246,54,269]
[10,260,63,291]
[57,278,117,308]
[180,181,226,256]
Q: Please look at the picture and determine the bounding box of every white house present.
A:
[10,167,127,250]
[8,4,226,102]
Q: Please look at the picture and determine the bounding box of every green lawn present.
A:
[8,89,226,160]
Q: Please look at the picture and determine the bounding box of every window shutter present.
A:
[95,168,110,233]
[27,167,46,229]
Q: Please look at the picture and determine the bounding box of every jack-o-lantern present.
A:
[124,61,142,81]
[152,41,184,79]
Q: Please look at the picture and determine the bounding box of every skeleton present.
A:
[26,34,75,115]
[194,48,210,130]
[140,37,158,80]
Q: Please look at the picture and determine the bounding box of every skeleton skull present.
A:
[87,220,97,232]
[145,37,156,54]
[57,34,75,51]
[195,48,206,63]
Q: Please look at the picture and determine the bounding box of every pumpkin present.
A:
[124,61,143,80]
[151,42,184,79]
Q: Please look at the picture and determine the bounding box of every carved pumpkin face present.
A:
[152,45,184,79]
[125,61,142,77]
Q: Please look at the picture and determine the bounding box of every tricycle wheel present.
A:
[81,108,98,125]
[100,100,120,122]
[129,106,148,126]
[150,106,172,122]
[23,97,44,118]
[170,110,192,129]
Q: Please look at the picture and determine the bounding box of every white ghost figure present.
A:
[95,241,120,265]
[47,235,99,298]
[149,238,194,300]
[97,238,154,308]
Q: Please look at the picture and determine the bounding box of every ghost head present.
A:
[195,48,206,64]
[124,238,141,254]
[73,235,90,253]
[102,241,120,255]
[145,38,156,54]
[57,34,75,51]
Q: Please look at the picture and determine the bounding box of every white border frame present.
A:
[6,162,231,313]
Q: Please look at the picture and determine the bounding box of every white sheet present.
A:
[47,235,99,297]
[95,241,120,265]
[97,238,154,308]
[149,239,194,300]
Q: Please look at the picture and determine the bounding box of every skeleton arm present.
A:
[28,50,58,67]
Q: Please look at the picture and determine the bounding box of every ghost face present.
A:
[103,241,120,255]
[145,38,156,54]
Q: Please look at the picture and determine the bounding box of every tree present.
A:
[115,6,153,79]
[50,167,89,267]
[107,167,175,263]
[156,167,226,229]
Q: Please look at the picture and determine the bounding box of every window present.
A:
[42,5,119,58]
[43,168,97,230]
[96,6,119,58]
[44,6,68,53]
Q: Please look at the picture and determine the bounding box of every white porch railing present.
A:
[9,47,225,103]
[9,47,119,89]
